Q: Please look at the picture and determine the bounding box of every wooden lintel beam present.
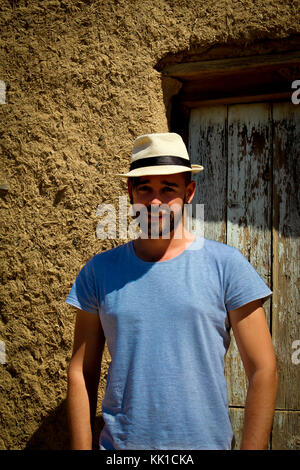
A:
[182,92,291,108]
[163,51,300,80]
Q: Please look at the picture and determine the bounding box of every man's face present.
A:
[128,173,196,238]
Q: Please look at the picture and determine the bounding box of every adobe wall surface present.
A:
[0,0,299,449]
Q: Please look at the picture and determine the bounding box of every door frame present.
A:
[159,49,300,144]
[158,48,300,450]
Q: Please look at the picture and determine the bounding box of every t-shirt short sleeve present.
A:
[224,248,272,312]
[65,258,99,314]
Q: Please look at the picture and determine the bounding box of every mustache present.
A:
[130,200,187,219]
[146,206,168,216]
[146,201,187,214]
[132,206,171,220]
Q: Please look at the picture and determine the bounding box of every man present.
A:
[66,133,278,450]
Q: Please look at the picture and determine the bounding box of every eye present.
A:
[163,187,174,192]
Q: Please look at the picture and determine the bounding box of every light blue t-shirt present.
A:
[66,237,272,450]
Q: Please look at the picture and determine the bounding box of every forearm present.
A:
[241,368,278,450]
[67,370,99,450]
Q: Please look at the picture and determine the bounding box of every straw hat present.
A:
[118,132,204,177]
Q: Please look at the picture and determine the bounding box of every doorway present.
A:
[188,101,300,449]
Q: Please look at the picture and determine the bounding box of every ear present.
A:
[185,181,196,204]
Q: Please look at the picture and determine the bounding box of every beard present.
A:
[146,199,186,239]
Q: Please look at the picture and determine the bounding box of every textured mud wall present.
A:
[0,0,299,450]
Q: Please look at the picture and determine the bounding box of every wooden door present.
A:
[189,101,300,450]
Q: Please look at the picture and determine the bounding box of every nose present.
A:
[148,195,163,216]
[150,197,162,205]
[149,192,163,206]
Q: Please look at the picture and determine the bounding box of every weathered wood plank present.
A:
[272,102,300,411]
[272,411,300,450]
[189,106,227,242]
[163,51,300,78]
[225,103,272,406]
[229,408,300,450]
[183,92,290,109]
[228,407,244,450]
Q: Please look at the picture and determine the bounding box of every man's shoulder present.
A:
[202,237,240,259]
[91,241,130,264]
[196,238,250,273]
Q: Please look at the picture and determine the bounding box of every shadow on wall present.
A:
[25,400,104,450]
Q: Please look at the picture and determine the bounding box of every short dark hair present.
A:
[128,176,142,189]
[182,171,192,186]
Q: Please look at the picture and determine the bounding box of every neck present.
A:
[132,225,196,262]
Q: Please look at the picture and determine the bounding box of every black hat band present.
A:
[130,155,192,171]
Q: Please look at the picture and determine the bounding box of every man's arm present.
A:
[67,308,105,450]
[228,299,278,450]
